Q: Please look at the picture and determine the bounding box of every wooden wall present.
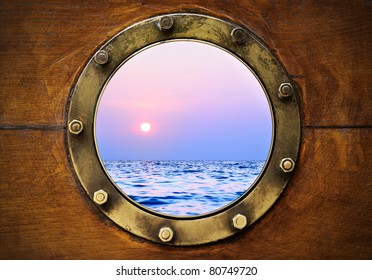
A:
[0,0,371,259]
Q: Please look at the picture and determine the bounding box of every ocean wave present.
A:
[104,160,265,216]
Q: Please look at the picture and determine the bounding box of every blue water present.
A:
[103,160,265,216]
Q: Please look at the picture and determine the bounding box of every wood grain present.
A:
[0,128,370,259]
[0,0,371,260]
[0,0,371,126]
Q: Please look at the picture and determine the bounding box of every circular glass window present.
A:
[95,41,272,217]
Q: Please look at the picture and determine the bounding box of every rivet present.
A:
[158,16,174,31]
[279,158,295,173]
[231,28,246,44]
[94,50,109,65]
[232,214,247,229]
[93,189,108,205]
[68,119,83,135]
[278,83,293,98]
[159,227,173,242]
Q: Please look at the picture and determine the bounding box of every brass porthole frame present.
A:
[67,13,301,245]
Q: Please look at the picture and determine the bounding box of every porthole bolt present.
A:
[93,189,108,205]
[94,50,109,65]
[159,227,174,242]
[68,119,83,135]
[158,16,174,31]
[231,28,246,44]
[278,83,293,98]
[232,214,247,229]
[280,158,295,173]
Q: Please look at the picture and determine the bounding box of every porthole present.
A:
[67,13,300,245]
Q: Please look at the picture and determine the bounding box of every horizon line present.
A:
[101,159,267,162]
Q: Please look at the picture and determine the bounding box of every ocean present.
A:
[103,160,265,217]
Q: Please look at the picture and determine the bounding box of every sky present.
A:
[95,41,272,161]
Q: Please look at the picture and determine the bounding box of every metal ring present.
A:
[67,13,301,245]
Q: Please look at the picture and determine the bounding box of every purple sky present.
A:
[95,41,272,160]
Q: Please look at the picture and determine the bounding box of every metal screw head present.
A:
[278,83,293,98]
[94,50,109,65]
[231,28,246,44]
[93,189,108,205]
[158,16,174,31]
[158,227,173,242]
[232,214,247,229]
[280,158,295,173]
[68,119,83,135]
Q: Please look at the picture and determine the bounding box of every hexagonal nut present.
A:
[93,189,108,205]
[158,16,174,31]
[232,214,247,230]
[94,50,109,65]
[68,119,83,135]
[278,83,293,98]
[158,227,173,242]
[279,158,295,173]
[231,27,246,44]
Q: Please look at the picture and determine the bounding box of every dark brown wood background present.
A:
[0,0,371,259]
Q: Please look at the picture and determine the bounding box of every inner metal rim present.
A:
[93,38,275,220]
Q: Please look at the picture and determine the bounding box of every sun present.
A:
[140,122,151,133]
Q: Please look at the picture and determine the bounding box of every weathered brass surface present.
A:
[67,13,301,245]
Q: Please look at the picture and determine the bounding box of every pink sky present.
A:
[95,41,272,160]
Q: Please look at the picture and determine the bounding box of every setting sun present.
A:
[140,122,151,133]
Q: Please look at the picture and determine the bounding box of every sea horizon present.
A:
[101,158,267,162]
